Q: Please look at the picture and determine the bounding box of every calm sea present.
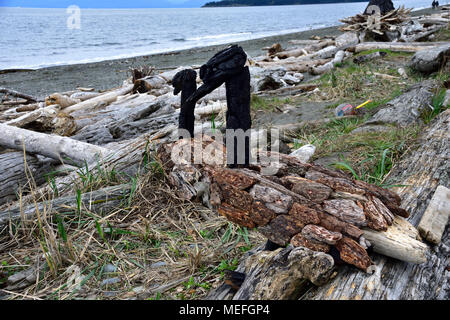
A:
[0,0,433,70]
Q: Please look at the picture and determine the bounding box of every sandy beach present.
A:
[0,7,435,99]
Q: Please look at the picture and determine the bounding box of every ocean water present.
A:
[0,0,433,70]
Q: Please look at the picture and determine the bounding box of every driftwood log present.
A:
[0,151,54,206]
[0,184,130,230]
[0,123,108,166]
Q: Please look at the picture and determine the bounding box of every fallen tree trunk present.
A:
[0,151,54,206]
[309,50,345,75]
[275,40,335,59]
[0,87,39,103]
[0,123,108,166]
[63,85,133,114]
[303,109,450,300]
[0,184,131,229]
[354,42,444,53]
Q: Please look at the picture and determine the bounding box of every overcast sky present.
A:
[0,0,211,8]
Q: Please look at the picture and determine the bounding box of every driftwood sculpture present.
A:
[184,45,252,167]
[172,69,198,137]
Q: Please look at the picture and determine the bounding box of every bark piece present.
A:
[323,199,367,227]
[290,233,330,253]
[218,203,255,229]
[286,176,332,203]
[288,202,321,227]
[306,170,366,195]
[363,197,389,231]
[335,237,373,271]
[249,184,293,214]
[317,211,364,239]
[258,215,303,246]
[301,224,342,245]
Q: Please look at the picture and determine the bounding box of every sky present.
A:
[0,0,211,8]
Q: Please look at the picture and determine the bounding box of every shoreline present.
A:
[0,7,436,99]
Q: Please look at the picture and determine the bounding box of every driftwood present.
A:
[0,87,39,103]
[303,109,449,300]
[0,123,108,166]
[0,184,131,229]
[207,246,334,300]
[0,151,54,206]
[63,85,133,114]
[275,40,335,59]
[409,44,450,74]
[309,50,345,75]
[354,42,440,53]
[417,186,450,245]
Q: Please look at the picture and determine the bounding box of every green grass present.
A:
[251,95,291,112]
[422,88,449,124]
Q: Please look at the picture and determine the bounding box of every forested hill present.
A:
[203,0,367,7]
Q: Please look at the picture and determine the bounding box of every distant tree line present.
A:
[203,0,367,7]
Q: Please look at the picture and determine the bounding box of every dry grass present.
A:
[0,155,264,300]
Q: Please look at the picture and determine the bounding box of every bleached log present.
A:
[354,42,441,53]
[363,216,428,264]
[5,105,58,128]
[417,186,450,245]
[400,25,446,42]
[63,85,133,114]
[0,123,108,166]
[309,50,345,75]
[276,40,335,59]
[45,93,81,108]
[256,58,331,73]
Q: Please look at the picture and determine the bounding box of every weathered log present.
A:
[0,151,54,206]
[409,43,450,74]
[275,40,335,59]
[304,110,449,300]
[63,85,133,114]
[354,42,441,53]
[0,126,175,212]
[0,123,108,166]
[45,93,81,108]
[206,246,335,300]
[0,87,39,103]
[400,25,446,42]
[0,184,130,229]
[310,50,345,75]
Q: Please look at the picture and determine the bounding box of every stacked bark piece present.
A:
[158,139,427,272]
